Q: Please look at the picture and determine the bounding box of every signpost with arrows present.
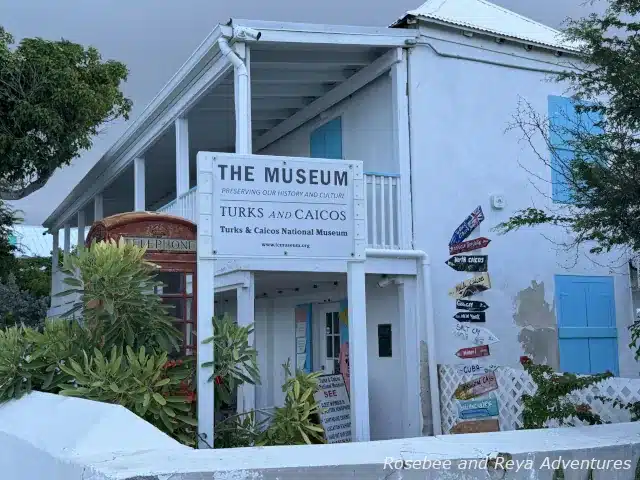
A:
[449,206,485,246]
[446,255,488,272]
[449,237,490,255]
[454,311,486,322]
[456,299,489,312]
[455,345,490,359]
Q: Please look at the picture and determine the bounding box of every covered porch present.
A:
[45,20,416,270]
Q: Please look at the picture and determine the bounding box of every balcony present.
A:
[157,172,402,250]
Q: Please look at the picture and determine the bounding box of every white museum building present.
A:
[43,0,639,444]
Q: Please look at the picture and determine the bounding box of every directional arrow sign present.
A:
[454,372,498,400]
[449,206,485,246]
[446,255,488,272]
[453,324,499,346]
[448,272,491,299]
[455,345,490,359]
[456,299,489,312]
[454,311,486,322]
[449,237,491,255]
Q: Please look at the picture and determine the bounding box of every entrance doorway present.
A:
[313,302,342,374]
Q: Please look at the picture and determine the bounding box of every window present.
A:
[156,271,195,356]
[378,324,392,357]
[310,117,343,159]
[548,95,602,203]
[555,275,619,375]
[325,311,341,374]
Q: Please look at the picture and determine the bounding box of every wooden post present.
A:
[236,272,256,414]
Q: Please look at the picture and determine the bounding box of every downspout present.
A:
[217,37,251,154]
[366,248,442,436]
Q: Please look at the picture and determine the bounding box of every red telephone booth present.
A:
[85,212,197,355]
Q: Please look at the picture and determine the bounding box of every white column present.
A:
[77,210,86,247]
[94,193,104,221]
[51,230,59,297]
[175,117,190,197]
[134,156,146,211]
[391,48,413,249]
[63,224,71,255]
[236,273,256,414]
[398,278,422,437]
[347,260,370,442]
[233,43,252,154]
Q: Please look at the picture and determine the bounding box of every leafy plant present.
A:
[23,319,97,392]
[0,326,37,402]
[202,313,260,410]
[519,357,613,429]
[0,273,48,329]
[58,238,181,352]
[59,345,197,445]
[256,361,325,446]
[11,255,53,298]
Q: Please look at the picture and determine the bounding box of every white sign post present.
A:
[196,152,366,446]
[314,374,352,443]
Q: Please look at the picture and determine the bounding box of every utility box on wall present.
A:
[85,212,197,355]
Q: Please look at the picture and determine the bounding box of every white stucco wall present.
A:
[4,391,639,480]
[249,276,404,441]
[408,29,638,377]
[258,74,396,174]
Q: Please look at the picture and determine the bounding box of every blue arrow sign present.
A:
[457,394,499,420]
[449,206,485,246]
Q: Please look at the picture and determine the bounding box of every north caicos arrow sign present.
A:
[449,206,485,246]
[456,299,489,312]
[446,255,488,272]
[455,345,490,359]
[448,272,491,299]
[449,237,490,255]
[454,311,486,322]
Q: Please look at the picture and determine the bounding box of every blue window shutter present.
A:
[548,96,603,203]
[548,96,577,203]
[555,275,619,375]
[310,117,343,159]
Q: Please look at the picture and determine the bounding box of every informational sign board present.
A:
[314,374,352,443]
[206,153,365,260]
[454,311,486,322]
[454,363,499,376]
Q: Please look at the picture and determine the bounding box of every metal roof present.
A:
[392,0,581,52]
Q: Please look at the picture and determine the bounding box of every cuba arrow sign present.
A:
[449,206,485,246]
[449,237,491,255]
[456,299,489,312]
[454,311,486,322]
[446,255,488,272]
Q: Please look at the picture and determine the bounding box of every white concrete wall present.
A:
[408,29,637,377]
[252,277,405,441]
[3,392,639,480]
[258,74,397,174]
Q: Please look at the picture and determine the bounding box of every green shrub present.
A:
[58,238,181,352]
[0,274,48,329]
[59,345,197,445]
[0,326,36,402]
[202,313,260,410]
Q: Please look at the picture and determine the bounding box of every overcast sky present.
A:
[0,0,603,225]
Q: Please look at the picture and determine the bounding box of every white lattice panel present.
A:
[439,365,640,434]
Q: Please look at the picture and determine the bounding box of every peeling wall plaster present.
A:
[513,281,559,370]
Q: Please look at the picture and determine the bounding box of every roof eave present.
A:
[393,14,581,55]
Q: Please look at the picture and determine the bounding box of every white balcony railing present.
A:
[156,172,402,250]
